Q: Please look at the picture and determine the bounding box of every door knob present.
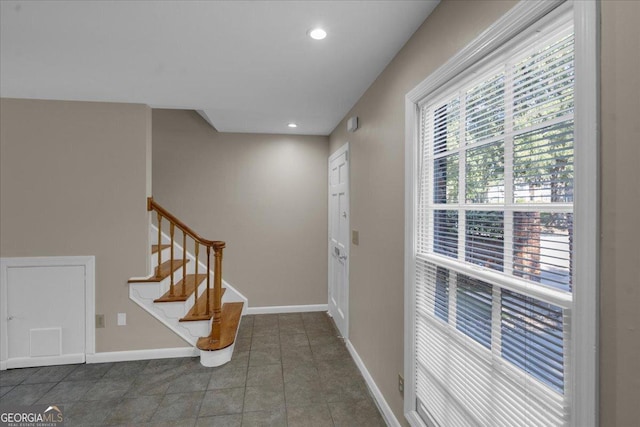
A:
[7,316,14,321]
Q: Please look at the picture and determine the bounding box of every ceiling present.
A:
[0,1,439,135]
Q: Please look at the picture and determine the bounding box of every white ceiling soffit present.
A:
[0,1,439,135]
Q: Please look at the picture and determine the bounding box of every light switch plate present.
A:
[95,314,105,328]
[352,230,359,246]
[117,313,126,326]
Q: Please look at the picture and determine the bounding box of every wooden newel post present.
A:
[211,245,223,342]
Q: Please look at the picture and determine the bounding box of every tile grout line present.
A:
[1,312,385,426]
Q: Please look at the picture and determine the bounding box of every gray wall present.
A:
[0,98,187,352]
[329,0,640,425]
[599,0,640,424]
[152,109,329,308]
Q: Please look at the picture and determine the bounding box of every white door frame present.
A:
[328,142,349,339]
[0,256,95,370]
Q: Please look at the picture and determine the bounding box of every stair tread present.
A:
[197,302,244,351]
[154,274,207,302]
[128,259,188,283]
[179,288,227,322]
[152,244,171,254]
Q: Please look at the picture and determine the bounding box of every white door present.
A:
[1,257,94,370]
[328,143,349,338]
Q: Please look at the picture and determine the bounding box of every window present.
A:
[405,2,598,426]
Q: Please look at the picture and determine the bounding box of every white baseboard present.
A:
[86,347,197,364]
[245,304,328,315]
[3,354,85,370]
[345,339,401,427]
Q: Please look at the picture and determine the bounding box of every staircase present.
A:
[128,197,246,367]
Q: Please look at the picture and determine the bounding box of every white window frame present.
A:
[403,1,598,426]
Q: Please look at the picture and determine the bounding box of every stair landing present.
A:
[197,302,244,351]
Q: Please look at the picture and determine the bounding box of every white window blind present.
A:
[414,16,575,427]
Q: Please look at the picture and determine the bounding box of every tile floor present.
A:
[0,312,386,426]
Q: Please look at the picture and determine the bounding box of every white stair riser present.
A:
[180,320,210,338]
[130,283,162,301]
[154,301,186,319]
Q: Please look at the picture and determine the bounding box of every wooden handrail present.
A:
[148,197,225,249]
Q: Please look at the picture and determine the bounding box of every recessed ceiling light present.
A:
[288,123,298,128]
[308,28,327,40]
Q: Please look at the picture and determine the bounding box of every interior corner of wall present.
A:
[145,107,153,198]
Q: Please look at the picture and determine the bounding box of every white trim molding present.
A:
[86,346,197,364]
[2,354,85,370]
[406,0,565,104]
[346,340,401,427]
[570,1,599,425]
[404,1,598,425]
[0,256,95,370]
[245,304,328,315]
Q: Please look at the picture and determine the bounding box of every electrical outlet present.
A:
[398,374,404,395]
[96,314,105,328]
